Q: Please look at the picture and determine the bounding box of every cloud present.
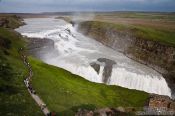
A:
[0,0,174,13]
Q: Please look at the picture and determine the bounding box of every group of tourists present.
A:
[21,49,35,94]
[20,48,56,116]
[24,78,36,94]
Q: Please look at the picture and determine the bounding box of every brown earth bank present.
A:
[77,21,175,100]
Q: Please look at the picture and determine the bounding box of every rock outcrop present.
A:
[147,94,175,110]
[78,21,175,73]
[163,72,175,98]
[90,63,100,74]
[141,94,175,115]
[27,38,58,59]
[90,58,116,83]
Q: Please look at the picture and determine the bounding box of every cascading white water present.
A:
[16,18,172,97]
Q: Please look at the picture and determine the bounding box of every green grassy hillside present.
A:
[0,27,43,115]
[30,57,148,115]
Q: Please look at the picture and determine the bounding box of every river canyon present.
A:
[16,17,172,98]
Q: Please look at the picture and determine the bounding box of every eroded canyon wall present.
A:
[78,21,175,98]
[78,21,175,74]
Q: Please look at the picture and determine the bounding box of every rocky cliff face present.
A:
[78,21,175,74]
[27,38,58,59]
[127,38,175,73]
[78,21,175,99]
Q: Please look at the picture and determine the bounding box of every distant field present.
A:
[79,20,175,46]
[72,12,175,46]
[55,12,175,46]
[94,12,175,31]
[95,12,175,20]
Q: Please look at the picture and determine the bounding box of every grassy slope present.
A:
[0,27,43,115]
[80,21,175,46]
[30,57,148,115]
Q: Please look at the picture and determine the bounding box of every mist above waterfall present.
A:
[16,18,172,98]
[71,12,95,22]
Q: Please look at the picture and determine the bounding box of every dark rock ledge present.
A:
[90,58,116,83]
[27,38,58,59]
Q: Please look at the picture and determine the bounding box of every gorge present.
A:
[78,21,175,99]
[16,17,172,99]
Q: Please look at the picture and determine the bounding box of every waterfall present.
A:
[16,18,172,98]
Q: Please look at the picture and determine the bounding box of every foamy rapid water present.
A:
[16,18,171,97]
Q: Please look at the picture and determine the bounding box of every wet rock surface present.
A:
[163,72,175,99]
[91,58,116,83]
[90,63,100,74]
[27,38,58,59]
[27,38,54,49]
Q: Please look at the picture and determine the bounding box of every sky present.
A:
[0,0,175,13]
